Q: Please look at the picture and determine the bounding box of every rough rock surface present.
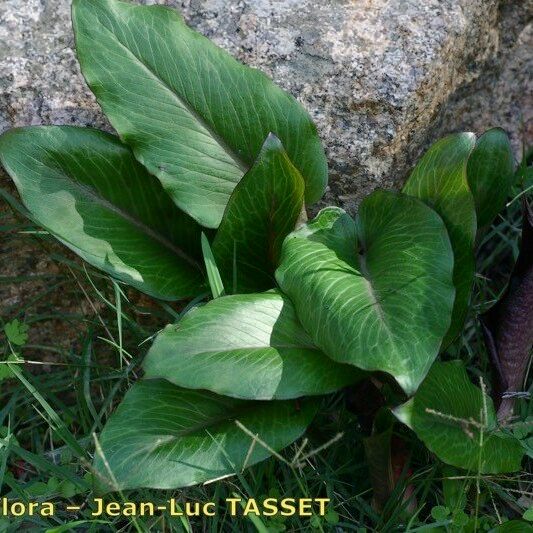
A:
[0,0,531,212]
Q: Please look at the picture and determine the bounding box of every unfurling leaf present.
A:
[394,361,524,473]
[403,133,477,345]
[276,190,455,395]
[144,291,362,400]
[213,134,305,293]
[72,0,327,228]
[94,379,318,491]
[0,127,204,301]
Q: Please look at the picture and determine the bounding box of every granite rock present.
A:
[0,0,531,214]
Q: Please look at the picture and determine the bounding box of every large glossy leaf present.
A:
[467,128,515,228]
[0,126,204,300]
[72,0,327,229]
[212,135,305,293]
[94,379,318,491]
[144,291,362,400]
[403,133,476,345]
[394,361,524,473]
[276,190,455,395]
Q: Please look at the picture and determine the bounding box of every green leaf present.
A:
[72,0,327,229]
[0,365,13,383]
[394,361,524,473]
[452,510,469,528]
[0,354,21,383]
[403,133,477,345]
[467,128,515,228]
[325,510,340,525]
[0,126,204,301]
[213,134,305,293]
[94,379,318,490]
[144,291,361,400]
[46,521,109,533]
[59,480,78,499]
[442,465,467,512]
[431,506,450,521]
[4,319,29,346]
[276,191,455,395]
[490,521,533,533]
[201,233,225,299]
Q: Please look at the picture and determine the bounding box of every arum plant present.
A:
[482,201,533,421]
[0,0,529,495]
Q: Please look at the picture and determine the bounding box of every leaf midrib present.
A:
[357,251,393,337]
[83,6,249,175]
[154,343,322,358]
[64,175,202,271]
[151,401,280,444]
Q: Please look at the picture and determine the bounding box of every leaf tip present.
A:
[262,132,284,152]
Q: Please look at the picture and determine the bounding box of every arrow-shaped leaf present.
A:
[94,379,318,491]
[0,127,203,300]
[276,190,455,395]
[394,361,524,473]
[144,290,362,400]
[72,0,327,228]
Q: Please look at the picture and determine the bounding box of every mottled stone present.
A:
[0,0,531,215]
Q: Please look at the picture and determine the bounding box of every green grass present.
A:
[0,160,532,532]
